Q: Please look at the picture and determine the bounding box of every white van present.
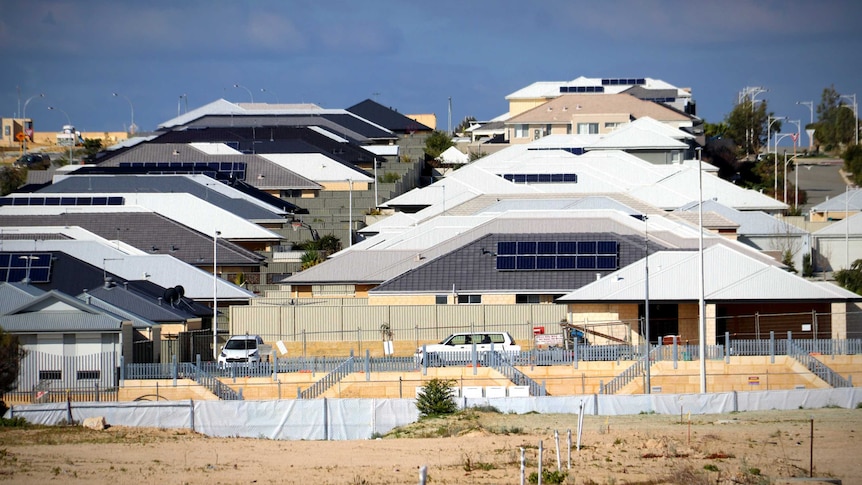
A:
[414,331,520,366]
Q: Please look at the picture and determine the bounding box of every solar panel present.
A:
[516,256,536,270]
[517,242,537,255]
[537,242,556,254]
[494,239,619,272]
[497,242,517,255]
[1,253,53,283]
[536,256,555,269]
[576,256,596,269]
[496,256,516,270]
[578,241,597,254]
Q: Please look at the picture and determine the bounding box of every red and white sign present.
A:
[790,133,799,143]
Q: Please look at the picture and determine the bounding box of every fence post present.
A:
[196,354,201,381]
[296,387,301,399]
[323,397,329,441]
[119,355,125,386]
[272,350,278,381]
[573,338,578,370]
[302,329,307,359]
[787,331,793,355]
[399,376,403,399]
[672,339,678,369]
[365,349,371,381]
[725,331,730,364]
[422,344,428,376]
[770,331,775,363]
[95,383,99,402]
[189,399,195,430]
[172,354,178,387]
[599,379,604,395]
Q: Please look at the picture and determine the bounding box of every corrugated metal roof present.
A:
[811,187,862,212]
[261,153,373,182]
[507,94,690,124]
[675,200,804,235]
[557,245,856,303]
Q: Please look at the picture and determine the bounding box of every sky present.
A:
[3,0,862,141]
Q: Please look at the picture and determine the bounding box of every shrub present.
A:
[416,378,457,417]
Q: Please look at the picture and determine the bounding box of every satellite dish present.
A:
[175,285,185,298]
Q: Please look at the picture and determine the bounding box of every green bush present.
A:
[528,469,567,484]
[415,378,457,417]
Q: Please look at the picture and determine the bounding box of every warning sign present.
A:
[748,376,760,386]
[535,334,564,347]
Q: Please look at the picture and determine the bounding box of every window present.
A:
[77,370,101,380]
[4,126,9,136]
[435,295,448,305]
[577,123,598,134]
[457,294,482,304]
[516,294,540,304]
[604,122,623,130]
[39,370,62,380]
[514,124,529,138]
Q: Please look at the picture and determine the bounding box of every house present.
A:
[811,211,862,272]
[809,187,862,222]
[505,76,695,118]
[0,282,156,393]
[504,93,694,145]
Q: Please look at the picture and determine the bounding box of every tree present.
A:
[813,85,857,150]
[0,167,26,196]
[0,327,25,394]
[725,98,770,159]
[454,116,476,135]
[835,259,862,295]
[415,378,457,418]
[423,130,454,159]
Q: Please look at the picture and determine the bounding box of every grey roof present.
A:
[811,187,862,212]
[83,282,198,324]
[675,200,805,236]
[100,143,321,191]
[0,289,133,333]
[812,211,862,236]
[0,212,263,267]
[35,174,291,221]
[0,283,45,314]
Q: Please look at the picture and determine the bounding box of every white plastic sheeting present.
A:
[5,388,861,441]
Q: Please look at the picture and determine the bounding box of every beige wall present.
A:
[508,99,549,117]
[566,303,640,344]
[322,180,370,191]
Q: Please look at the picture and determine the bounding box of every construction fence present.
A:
[5,387,862,441]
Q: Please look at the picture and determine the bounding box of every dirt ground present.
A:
[0,407,859,484]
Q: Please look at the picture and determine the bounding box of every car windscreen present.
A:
[225,339,257,350]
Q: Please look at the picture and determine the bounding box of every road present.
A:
[794,158,848,213]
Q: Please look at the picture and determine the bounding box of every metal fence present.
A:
[13,350,118,392]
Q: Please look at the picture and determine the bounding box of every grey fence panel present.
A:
[14,351,117,393]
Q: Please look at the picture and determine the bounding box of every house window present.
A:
[577,123,598,134]
[604,122,622,130]
[457,294,482,304]
[514,125,529,138]
[566,124,572,135]
[3,126,9,136]
[280,189,303,198]
[39,370,61,380]
[516,294,541,304]
[77,370,101,380]
[435,295,448,305]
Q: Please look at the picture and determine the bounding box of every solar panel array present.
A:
[495,240,618,271]
[0,253,53,283]
[501,173,578,184]
[118,161,247,181]
[601,78,646,85]
[0,196,124,206]
[559,85,604,93]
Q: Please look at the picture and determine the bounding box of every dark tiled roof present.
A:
[173,114,396,142]
[371,232,667,294]
[347,99,432,133]
[0,212,263,267]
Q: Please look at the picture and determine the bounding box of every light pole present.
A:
[18,255,38,284]
[739,86,767,157]
[839,94,858,145]
[48,106,74,164]
[643,215,650,394]
[177,94,187,117]
[767,115,786,171]
[347,180,353,248]
[697,148,707,393]
[233,84,254,103]
[112,92,136,134]
[21,93,45,156]
[797,101,814,149]
[774,133,793,198]
[213,230,221,359]
[261,88,279,103]
[784,152,800,208]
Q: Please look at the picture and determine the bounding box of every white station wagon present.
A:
[414,331,521,366]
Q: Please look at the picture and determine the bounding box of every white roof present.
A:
[363,145,399,157]
[260,153,373,182]
[437,146,469,164]
[0,231,254,301]
[188,142,243,155]
[0,192,282,240]
[506,77,689,100]
[558,244,853,302]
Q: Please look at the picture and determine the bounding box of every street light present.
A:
[21,93,45,156]
[112,92,136,134]
[774,133,794,198]
[767,115,786,178]
[48,106,74,164]
[783,152,800,208]
[839,94,858,145]
[233,84,254,103]
[213,230,221,360]
[177,94,187,117]
[18,255,38,284]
